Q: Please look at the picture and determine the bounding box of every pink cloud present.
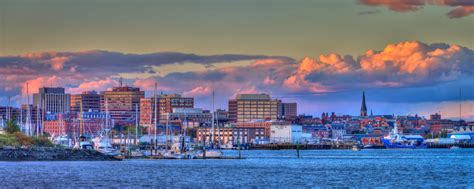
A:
[68,78,118,94]
[183,86,212,97]
[22,76,61,95]
[359,0,474,18]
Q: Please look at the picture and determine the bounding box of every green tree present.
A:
[5,120,20,134]
[424,133,433,139]
[440,130,448,138]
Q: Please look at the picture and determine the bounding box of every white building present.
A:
[270,124,302,144]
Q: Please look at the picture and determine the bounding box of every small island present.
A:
[0,120,120,161]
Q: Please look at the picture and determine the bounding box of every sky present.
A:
[0,0,473,120]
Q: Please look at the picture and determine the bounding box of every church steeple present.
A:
[360,91,368,117]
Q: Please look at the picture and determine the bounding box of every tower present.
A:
[360,91,368,117]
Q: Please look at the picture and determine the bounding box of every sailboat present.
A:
[196,91,223,158]
[96,98,120,156]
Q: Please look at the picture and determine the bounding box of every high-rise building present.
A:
[279,102,297,120]
[100,86,144,126]
[360,91,368,117]
[33,87,70,114]
[228,94,279,123]
[140,94,194,131]
[70,91,101,112]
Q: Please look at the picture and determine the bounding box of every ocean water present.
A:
[1,149,473,188]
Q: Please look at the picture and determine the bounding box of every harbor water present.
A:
[1,149,474,188]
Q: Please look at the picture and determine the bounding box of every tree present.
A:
[424,133,433,139]
[440,130,448,138]
[5,120,20,134]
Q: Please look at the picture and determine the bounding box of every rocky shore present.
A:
[0,147,121,161]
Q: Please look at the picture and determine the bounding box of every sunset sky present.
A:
[0,0,473,119]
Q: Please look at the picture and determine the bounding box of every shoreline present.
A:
[0,147,121,161]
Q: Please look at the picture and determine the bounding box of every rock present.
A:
[0,148,121,161]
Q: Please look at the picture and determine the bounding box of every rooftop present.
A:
[236,93,271,100]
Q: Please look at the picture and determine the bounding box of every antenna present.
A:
[119,77,123,87]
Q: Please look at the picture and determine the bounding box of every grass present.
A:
[0,132,54,148]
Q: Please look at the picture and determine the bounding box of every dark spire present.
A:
[360,91,368,117]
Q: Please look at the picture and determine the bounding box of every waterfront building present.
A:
[196,127,234,145]
[43,111,110,136]
[196,126,267,145]
[100,86,144,126]
[302,125,330,139]
[330,123,347,140]
[228,94,280,123]
[70,91,101,112]
[269,124,302,144]
[33,87,70,114]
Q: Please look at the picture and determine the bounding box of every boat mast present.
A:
[19,93,23,133]
[211,91,215,147]
[80,99,83,137]
[166,112,169,149]
[135,103,138,145]
[153,82,158,151]
[105,98,110,148]
[36,104,39,137]
[41,98,45,136]
[216,92,220,148]
[6,95,10,121]
[26,83,31,136]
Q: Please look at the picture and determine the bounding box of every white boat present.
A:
[196,149,223,158]
[93,137,120,156]
[52,135,73,148]
[352,145,361,151]
[449,146,461,150]
[75,141,94,150]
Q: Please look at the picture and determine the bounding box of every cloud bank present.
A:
[0,41,473,118]
[359,0,474,18]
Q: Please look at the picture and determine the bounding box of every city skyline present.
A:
[0,0,473,120]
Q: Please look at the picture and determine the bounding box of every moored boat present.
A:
[382,121,426,149]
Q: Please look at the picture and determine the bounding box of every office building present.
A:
[228,94,279,123]
[33,87,70,114]
[70,91,101,112]
[100,86,144,126]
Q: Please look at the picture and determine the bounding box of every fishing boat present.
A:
[382,121,426,149]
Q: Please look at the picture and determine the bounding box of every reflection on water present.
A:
[1,149,473,188]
